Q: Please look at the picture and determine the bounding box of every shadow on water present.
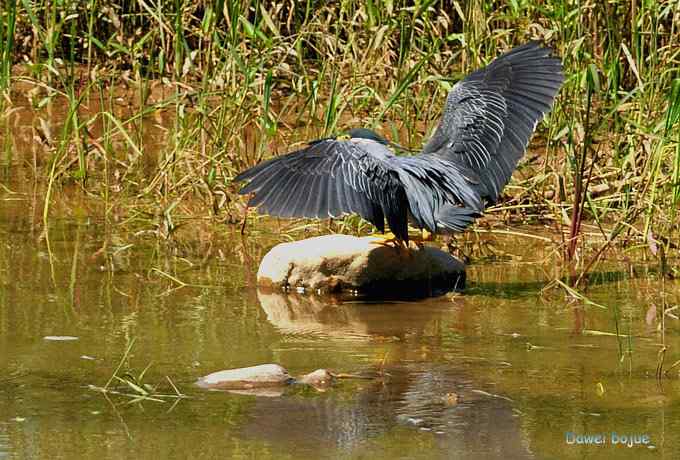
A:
[467,268,664,300]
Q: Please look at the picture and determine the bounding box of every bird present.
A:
[234,42,564,245]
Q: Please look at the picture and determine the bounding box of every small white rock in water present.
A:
[297,369,334,388]
[43,336,79,341]
[196,364,293,390]
[256,234,465,296]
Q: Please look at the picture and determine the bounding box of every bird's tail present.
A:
[436,205,481,233]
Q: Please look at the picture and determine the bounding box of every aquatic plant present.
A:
[0,0,677,274]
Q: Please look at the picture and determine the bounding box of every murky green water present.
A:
[1,177,679,459]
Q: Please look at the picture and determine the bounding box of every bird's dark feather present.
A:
[234,42,564,241]
[423,41,564,203]
[234,137,412,240]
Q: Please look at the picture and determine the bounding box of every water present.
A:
[1,99,679,459]
[0,184,678,460]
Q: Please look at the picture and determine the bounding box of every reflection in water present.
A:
[258,289,444,340]
[0,425,8,459]
[258,290,370,339]
[252,289,534,457]
[238,365,532,459]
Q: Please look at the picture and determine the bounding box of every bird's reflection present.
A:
[225,290,533,458]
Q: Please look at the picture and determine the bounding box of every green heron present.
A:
[235,42,563,244]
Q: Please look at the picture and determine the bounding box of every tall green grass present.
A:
[0,0,679,265]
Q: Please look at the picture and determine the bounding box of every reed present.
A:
[0,0,678,262]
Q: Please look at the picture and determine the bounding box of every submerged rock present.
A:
[196,364,293,390]
[297,369,334,389]
[257,234,465,297]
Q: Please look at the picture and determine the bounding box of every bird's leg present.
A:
[368,232,400,247]
[405,229,435,249]
[370,229,435,251]
[368,233,414,258]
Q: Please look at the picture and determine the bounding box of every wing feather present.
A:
[234,137,398,228]
[422,41,564,203]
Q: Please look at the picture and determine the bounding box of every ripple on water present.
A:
[0,424,8,459]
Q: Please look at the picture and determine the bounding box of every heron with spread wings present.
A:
[234,42,564,245]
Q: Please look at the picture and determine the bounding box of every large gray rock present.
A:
[257,234,465,297]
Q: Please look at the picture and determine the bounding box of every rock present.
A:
[196,364,293,390]
[297,369,334,389]
[196,364,337,394]
[257,234,465,297]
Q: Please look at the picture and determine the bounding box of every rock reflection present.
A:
[257,289,442,340]
[257,290,366,338]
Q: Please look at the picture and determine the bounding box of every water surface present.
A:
[1,182,678,460]
[1,97,679,458]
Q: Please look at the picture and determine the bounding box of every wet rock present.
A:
[257,235,465,297]
[196,364,293,390]
[197,364,339,394]
[297,369,334,389]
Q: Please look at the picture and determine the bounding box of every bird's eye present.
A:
[336,134,351,141]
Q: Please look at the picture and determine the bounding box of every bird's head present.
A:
[343,128,389,144]
[333,128,415,154]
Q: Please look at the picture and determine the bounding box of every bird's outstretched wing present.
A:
[235,135,486,240]
[422,42,564,202]
[234,137,401,234]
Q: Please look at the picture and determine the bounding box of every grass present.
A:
[0,0,678,278]
[89,338,188,406]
